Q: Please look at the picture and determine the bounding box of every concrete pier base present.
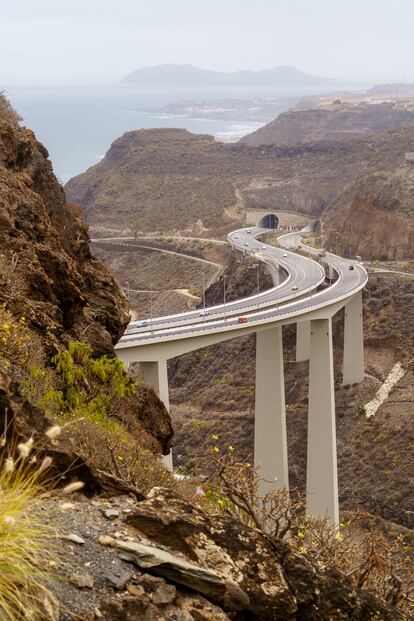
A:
[343,290,364,385]
[141,360,173,470]
[296,320,311,362]
[306,318,339,526]
[254,326,289,496]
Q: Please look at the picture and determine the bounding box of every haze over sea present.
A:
[5,80,372,183]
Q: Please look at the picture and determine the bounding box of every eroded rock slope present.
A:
[0,95,172,460]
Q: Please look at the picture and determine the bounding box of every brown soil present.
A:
[129,290,197,320]
[131,236,232,266]
[89,237,235,319]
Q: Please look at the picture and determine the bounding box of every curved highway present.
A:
[124,227,325,336]
[117,225,367,348]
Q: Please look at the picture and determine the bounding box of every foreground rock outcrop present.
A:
[47,488,407,620]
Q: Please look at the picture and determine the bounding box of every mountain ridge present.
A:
[122,62,330,85]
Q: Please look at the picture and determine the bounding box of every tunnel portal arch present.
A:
[257,213,279,230]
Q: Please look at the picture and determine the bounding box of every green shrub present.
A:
[21,365,63,418]
[51,341,136,434]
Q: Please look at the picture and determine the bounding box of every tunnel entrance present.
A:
[257,213,279,230]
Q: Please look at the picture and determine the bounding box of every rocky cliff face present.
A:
[0,95,172,456]
[0,116,128,354]
[239,102,414,147]
[322,167,414,260]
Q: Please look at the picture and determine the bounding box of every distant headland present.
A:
[122,63,331,86]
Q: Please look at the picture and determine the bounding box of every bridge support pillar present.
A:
[306,318,339,526]
[140,361,173,470]
[296,320,311,362]
[343,290,364,385]
[265,263,280,286]
[235,249,244,263]
[254,326,289,496]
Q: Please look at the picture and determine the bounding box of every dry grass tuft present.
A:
[0,426,56,620]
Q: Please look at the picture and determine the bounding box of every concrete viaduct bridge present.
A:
[115,220,367,525]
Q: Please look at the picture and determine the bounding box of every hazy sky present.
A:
[1,0,413,84]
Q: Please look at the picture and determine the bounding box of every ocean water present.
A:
[4,81,372,183]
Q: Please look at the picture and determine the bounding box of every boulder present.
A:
[123,487,405,620]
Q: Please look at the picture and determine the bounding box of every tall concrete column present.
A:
[141,360,173,470]
[235,249,244,263]
[343,290,364,385]
[265,264,280,286]
[254,326,289,496]
[307,318,339,526]
[296,320,311,362]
